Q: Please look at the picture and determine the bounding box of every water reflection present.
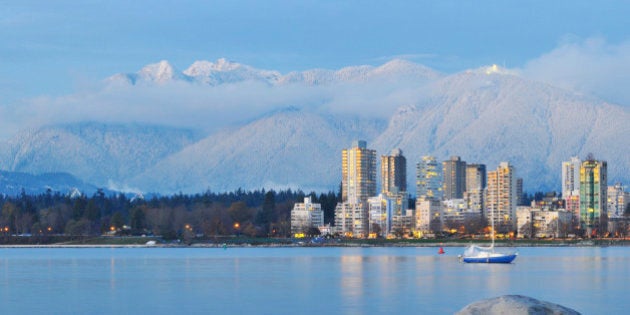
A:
[340,255,364,308]
[0,247,628,314]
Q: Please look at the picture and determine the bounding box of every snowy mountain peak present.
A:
[469,64,518,76]
[183,58,243,76]
[137,60,181,83]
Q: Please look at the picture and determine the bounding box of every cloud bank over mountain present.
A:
[0,56,628,195]
[520,37,630,106]
[0,59,441,140]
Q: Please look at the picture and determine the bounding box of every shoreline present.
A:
[0,239,627,249]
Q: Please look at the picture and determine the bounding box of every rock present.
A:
[455,295,581,315]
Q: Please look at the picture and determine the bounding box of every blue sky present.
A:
[1,0,628,102]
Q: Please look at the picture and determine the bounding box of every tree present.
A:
[429,217,442,234]
[130,206,147,231]
[229,201,253,224]
[84,199,100,221]
[519,221,532,238]
[370,223,382,237]
[1,202,18,233]
[255,191,275,233]
[306,227,321,237]
[110,211,125,230]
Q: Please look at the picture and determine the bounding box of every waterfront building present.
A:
[415,196,442,234]
[337,140,377,238]
[486,162,518,233]
[391,210,415,237]
[562,157,582,198]
[416,156,443,200]
[465,164,486,215]
[516,206,533,238]
[516,207,573,238]
[381,148,407,196]
[367,194,393,237]
[290,197,324,236]
[334,202,369,238]
[607,183,628,218]
[565,194,580,224]
[368,193,410,237]
[442,156,466,200]
[442,198,479,231]
[342,140,377,204]
[579,158,607,235]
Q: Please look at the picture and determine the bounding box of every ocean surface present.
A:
[0,246,627,314]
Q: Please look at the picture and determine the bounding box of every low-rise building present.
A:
[334,202,368,238]
[415,197,442,234]
[517,206,572,238]
[391,210,414,237]
[290,197,324,237]
[608,183,629,218]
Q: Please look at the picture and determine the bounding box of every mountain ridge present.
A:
[1,60,628,195]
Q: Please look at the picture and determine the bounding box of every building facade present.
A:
[416,156,443,200]
[516,207,573,238]
[562,156,582,198]
[486,162,518,232]
[342,140,377,204]
[579,158,607,235]
[415,197,442,234]
[442,156,466,200]
[290,197,324,236]
[465,164,486,215]
[381,148,407,196]
[607,183,629,218]
[334,202,369,238]
[367,194,393,237]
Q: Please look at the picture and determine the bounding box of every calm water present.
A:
[0,246,628,314]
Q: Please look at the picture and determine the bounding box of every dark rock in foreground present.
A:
[456,295,581,315]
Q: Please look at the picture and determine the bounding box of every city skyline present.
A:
[0,2,627,196]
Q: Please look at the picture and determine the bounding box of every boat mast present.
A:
[491,208,495,250]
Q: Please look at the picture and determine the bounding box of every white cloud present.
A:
[0,74,430,140]
[520,37,630,106]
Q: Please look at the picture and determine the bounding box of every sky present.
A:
[1,0,629,137]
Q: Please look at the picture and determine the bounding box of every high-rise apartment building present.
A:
[464,164,486,214]
[442,156,466,200]
[562,157,582,198]
[337,140,376,238]
[579,158,607,235]
[416,156,443,200]
[381,148,407,196]
[342,140,377,204]
[486,162,517,232]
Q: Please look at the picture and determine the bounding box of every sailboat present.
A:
[460,210,517,264]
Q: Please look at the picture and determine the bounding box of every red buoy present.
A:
[438,247,445,254]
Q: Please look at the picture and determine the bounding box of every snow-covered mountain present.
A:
[372,66,630,192]
[0,170,101,196]
[106,58,442,87]
[129,109,385,193]
[0,123,199,192]
[1,60,628,195]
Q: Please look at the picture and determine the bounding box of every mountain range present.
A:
[0,59,628,195]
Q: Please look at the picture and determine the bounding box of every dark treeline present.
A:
[0,188,340,240]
